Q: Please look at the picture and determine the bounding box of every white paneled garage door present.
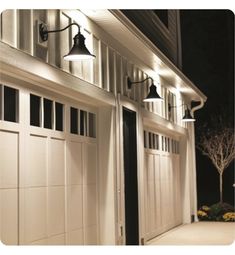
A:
[143,129,182,241]
[0,83,98,245]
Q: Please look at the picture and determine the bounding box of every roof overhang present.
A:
[81,9,207,103]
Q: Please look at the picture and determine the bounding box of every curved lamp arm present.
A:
[127,76,154,90]
[168,103,195,121]
[39,22,80,42]
[168,103,189,112]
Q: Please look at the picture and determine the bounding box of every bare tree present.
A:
[197,120,235,203]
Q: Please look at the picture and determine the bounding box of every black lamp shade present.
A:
[143,84,163,102]
[182,108,195,122]
[63,33,95,61]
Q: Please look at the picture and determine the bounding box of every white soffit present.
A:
[81,9,207,102]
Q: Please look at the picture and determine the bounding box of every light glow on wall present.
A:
[64,10,90,30]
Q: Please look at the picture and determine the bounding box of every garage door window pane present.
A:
[80,110,88,136]
[149,132,153,149]
[177,141,180,154]
[84,111,88,136]
[70,107,78,134]
[4,86,18,122]
[156,134,159,150]
[144,131,147,148]
[80,110,84,135]
[55,102,63,131]
[30,94,41,127]
[44,98,53,129]
[152,134,155,149]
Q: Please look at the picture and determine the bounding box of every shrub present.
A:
[197,202,234,221]
[197,210,209,221]
[223,212,235,222]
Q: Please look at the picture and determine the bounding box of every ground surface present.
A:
[147,222,235,245]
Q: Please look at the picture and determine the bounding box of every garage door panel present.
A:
[84,225,97,245]
[67,185,83,231]
[0,189,18,244]
[47,233,65,245]
[84,143,97,185]
[148,182,155,212]
[49,138,65,186]
[83,184,97,227]
[66,229,83,245]
[154,154,160,180]
[0,131,18,189]
[27,135,47,187]
[68,141,83,186]
[48,186,65,237]
[24,187,47,243]
[145,153,155,235]
[147,154,154,183]
[150,208,156,232]
[160,155,167,180]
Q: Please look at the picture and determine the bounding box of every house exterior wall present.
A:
[0,9,202,245]
[121,10,182,69]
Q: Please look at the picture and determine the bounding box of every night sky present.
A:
[180,10,234,207]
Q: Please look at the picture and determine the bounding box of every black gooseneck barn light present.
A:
[127,76,163,102]
[182,107,195,122]
[39,22,95,61]
[168,103,195,122]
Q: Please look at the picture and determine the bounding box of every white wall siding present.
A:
[93,35,101,87]
[18,10,32,54]
[60,11,71,72]
[1,10,17,47]
[47,10,61,68]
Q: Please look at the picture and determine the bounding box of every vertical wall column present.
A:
[188,123,198,221]
[180,133,191,223]
[98,106,116,244]
[180,122,197,223]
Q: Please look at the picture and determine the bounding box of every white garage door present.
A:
[0,83,98,245]
[143,129,182,241]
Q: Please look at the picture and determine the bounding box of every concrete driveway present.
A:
[147,222,235,245]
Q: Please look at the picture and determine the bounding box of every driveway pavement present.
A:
[147,222,235,245]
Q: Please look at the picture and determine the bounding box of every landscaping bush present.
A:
[197,202,235,222]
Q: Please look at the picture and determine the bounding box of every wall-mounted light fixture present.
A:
[127,76,163,102]
[168,103,195,122]
[39,22,96,61]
